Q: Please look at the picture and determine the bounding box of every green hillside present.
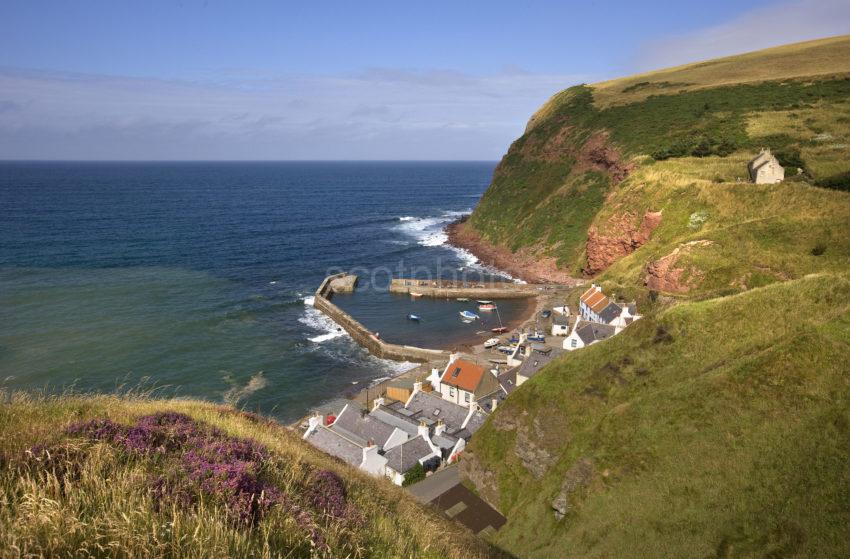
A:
[0,395,503,559]
[466,35,850,290]
[463,273,850,557]
[460,36,850,558]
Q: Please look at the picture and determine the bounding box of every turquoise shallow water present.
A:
[0,161,520,421]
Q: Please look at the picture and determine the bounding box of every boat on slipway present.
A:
[484,338,500,349]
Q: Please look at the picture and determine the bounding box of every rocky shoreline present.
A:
[445,218,583,285]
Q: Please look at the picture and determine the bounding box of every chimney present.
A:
[372,397,385,411]
[362,440,380,463]
[418,419,429,440]
[434,419,446,437]
[491,398,498,411]
[412,381,422,394]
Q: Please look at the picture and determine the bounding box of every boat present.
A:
[484,338,500,349]
[478,303,497,311]
[410,292,424,298]
[497,345,514,354]
[527,332,546,343]
[456,297,470,302]
[508,336,520,344]
[476,300,493,305]
[491,326,509,334]
[541,310,552,318]
[459,310,479,321]
[407,314,421,321]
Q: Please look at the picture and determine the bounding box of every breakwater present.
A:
[388,278,542,299]
[314,274,453,363]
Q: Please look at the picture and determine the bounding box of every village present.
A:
[297,279,641,534]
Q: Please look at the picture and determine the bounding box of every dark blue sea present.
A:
[0,161,526,421]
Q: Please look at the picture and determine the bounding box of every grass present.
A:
[0,395,505,558]
[591,34,850,107]
[468,36,850,292]
[463,273,850,558]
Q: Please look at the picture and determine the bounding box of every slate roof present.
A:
[305,426,362,467]
[403,391,467,432]
[597,301,623,324]
[517,348,565,381]
[576,321,617,344]
[553,315,570,326]
[497,368,518,395]
[330,404,396,448]
[384,436,437,474]
[431,432,460,451]
[369,406,421,436]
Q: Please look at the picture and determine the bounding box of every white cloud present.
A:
[635,0,850,71]
[0,66,588,160]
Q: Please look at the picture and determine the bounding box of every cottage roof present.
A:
[576,321,617,344]
[579,286,600,303]
[517,348,564,381]
[431,432,459,451]
[553,315,570,326]
[441,358,486,393]
[384,436,436,474]
[305,426,362,467]
[584,291,607,311]
[598,301,623,324]
[369,406,421,436]
[330,405,395,448]
[402,391,467,432]
[497,368,518,395]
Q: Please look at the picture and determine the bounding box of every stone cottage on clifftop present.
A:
[748,148,785,184]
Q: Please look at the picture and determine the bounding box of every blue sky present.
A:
[1,0,848,160]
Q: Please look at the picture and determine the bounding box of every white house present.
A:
[579,284,641,326]
[563,319,618,351]
[437,355,500,408]
[551,315,571,336]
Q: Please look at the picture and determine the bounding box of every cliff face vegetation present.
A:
[463,35,850,295]
[460,36,850,559]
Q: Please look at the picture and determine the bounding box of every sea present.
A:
[0,161,527,422]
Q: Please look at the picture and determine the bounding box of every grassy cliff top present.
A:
[463,272,850,558]
[468,35,850,294]
[0,395,503,558]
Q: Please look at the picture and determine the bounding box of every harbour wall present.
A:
[388,278,542,299]
[314,274,452,363]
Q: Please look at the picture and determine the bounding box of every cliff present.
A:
[458,35,850,558]
[458,35,850,296]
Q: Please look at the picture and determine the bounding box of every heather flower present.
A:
[65,418,125,442]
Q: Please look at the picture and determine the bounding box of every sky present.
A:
[1,0,849,160]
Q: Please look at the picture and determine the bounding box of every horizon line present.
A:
[0,159,501,163]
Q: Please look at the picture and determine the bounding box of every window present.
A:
[449,387,455,397]
[571,339,577,348]
[464,392,471,403]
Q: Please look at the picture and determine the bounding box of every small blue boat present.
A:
[459,310,479,321]
[527,333,546,343]
[408,314,421,321]
[541,310,552,318]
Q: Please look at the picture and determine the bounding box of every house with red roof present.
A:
[437,355,500,408]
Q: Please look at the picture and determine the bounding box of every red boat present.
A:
[491,326,508,334]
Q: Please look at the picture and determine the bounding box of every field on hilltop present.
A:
[463,35,850,293]
[0,395,505,559]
